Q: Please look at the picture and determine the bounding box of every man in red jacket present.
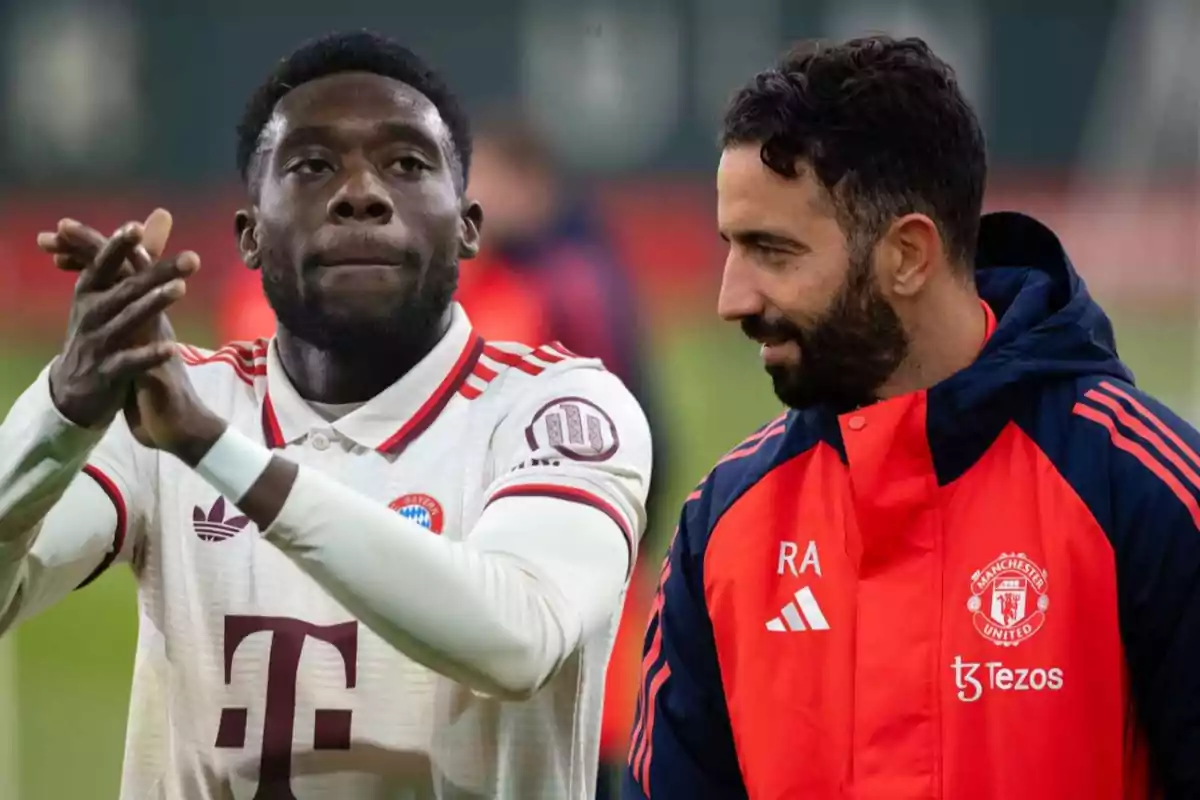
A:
[625,35,1199,799]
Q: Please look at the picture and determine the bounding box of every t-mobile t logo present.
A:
[951,655,1064,703]
[216,615,358,799]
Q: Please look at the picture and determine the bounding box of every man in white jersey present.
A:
[3,30,651,799]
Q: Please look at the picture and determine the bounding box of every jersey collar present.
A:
[260,303,484,454]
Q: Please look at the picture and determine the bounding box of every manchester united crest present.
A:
[967,553,1049,647]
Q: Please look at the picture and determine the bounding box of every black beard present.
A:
[743,256,909,413]
[258,239,459,357]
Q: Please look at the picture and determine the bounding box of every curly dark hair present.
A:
[236,30,472,192]
[722,35,986,267]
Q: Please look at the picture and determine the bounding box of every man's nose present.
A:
[717,254,764,322]
[328,168,394,224]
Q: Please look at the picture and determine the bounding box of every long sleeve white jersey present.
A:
[0,303,652,799]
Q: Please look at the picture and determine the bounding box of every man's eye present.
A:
[752,244,795,268]
[292,158,332,175]
[390,156,429,174]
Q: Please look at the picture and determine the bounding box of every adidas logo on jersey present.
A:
[193,496,251,542]
[765,587,830,632]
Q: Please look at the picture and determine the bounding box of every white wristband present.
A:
[194,427,274,504]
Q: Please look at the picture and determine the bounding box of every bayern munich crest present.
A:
[389,493,444,534]
[967,553,1049,647]
[524,396,620,462]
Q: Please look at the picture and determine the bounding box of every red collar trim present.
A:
[981,299,997,345]
[259,333,485,454]
[261,395,286,449]
[376,334,484,455]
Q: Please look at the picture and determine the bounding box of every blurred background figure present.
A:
[460,115,658,418]
[461,115,666,800]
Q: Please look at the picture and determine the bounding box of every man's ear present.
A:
[458,200,483,260]
[235,209,260,270]
[882,213,943,298]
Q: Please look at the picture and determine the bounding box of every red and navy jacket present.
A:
[624,212,1200,799]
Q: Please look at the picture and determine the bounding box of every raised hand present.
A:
[41,213,200,430]
[40,212,226,460]
[38,208,174,280]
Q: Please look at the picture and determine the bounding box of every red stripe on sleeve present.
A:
[637,660,672,794]
[1086,389,1200,492]
[718,422,787,465]
[745,412,788,444]
[550,341,581,359]
[177,344,267,385]
[179,349,255,386]
[1099,381,1200,472]
[222,339,270,363]
[1074,402,1200,529]
[485,483,634,567]
[482,345,545,376]
[77,465,128,589]
[458,360,500,400]
[533,346,565,364]
[683,476,709,504]
[472,361,499,382]
[482,345,525,367]
[629,563,671,791]
[511,359,546,376]
[709,413,789,470]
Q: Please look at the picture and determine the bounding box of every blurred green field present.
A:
[0,306,1196,799]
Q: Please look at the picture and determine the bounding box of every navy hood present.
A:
[920,211,1135,481]
[934,211,1133,411]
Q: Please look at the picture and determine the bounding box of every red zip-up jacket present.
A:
[624,212,1200,799]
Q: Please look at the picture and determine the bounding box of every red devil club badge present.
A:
[967,553,1050,647]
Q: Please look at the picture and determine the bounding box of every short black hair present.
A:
[722,35,986,267]
[236,30,472,191]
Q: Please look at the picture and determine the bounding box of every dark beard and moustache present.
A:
[742,255,909,413]
[258,237,459,357]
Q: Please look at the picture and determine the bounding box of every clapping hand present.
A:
[38,211,226,461]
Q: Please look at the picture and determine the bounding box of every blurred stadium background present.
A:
[0,0,1196,797]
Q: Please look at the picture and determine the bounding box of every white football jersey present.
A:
[80,304,651,799]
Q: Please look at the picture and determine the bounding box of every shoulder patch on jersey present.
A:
[524,395,621,462]
[179,339,269,386]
